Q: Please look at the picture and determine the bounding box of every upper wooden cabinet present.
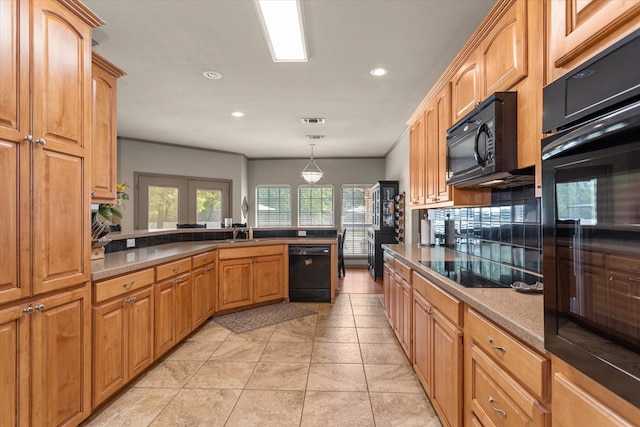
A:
[0,0,102,304]
[548,0,640,82]
[408,113,425,207]
[91,53,125,203]
[451,50,482,123]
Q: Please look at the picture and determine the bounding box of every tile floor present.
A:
[82,288,441,426]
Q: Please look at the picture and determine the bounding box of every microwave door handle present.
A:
[474,123,488,167]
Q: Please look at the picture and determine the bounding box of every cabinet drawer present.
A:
[466,308,549,401]
[192,251,216,269]
[219,244,285,260]
[156,258,191,281]
[94,268,154,303]
[468,343,549,427]
[394,259,412,283]
[607,254,640,274]
[413,272,462,327]
[383,252,395,269]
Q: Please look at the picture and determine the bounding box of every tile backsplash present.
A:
[430,185,542,274]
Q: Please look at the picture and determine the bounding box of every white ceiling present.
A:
[85,0,495,159]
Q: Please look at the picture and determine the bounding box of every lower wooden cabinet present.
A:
[191,251,217,328]
[0,285,91,426]
[413,272,463,427]
[93,286,153,407]
[218,245,285,311]
[154,270,191,358]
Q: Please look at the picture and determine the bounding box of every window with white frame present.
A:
[298,185,334,227]
[255,185,292,227]
[341,185,373,255]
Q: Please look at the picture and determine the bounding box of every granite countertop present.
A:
[383,243,546,353]
[92,238,336,282]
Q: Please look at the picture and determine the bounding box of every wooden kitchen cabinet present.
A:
[218,245,285,312]
[389,259,412,359]
[451,49,482,123]
[191,251,217,328]
[0,285,92,427]
[154,258,192,358]
[464,308,550,426]
[551,355,640,427]
[409,112,426,207]
[382,252,394,320]
[413,272,463,427]
[0,0,100,305]
[92,269,154,408]
[91,53,125,203]
[547,0,640,83]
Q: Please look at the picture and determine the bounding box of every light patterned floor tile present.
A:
[300,391,375,427]
[225,390,304,426]
[149,388,241,427]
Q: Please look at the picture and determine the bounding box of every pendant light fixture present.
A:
[301,144,323,184]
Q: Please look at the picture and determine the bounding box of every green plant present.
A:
[98,183,129,222]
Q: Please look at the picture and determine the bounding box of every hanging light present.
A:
[301,144,323,184]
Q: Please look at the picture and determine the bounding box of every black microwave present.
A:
[446,92,525,188]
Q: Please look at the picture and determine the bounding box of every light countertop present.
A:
[383,243,546,353]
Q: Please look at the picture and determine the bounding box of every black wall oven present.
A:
[542,29,640,408]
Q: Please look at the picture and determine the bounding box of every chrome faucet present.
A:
[232,227,247,240]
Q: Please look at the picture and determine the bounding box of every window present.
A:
[298,185,334,227]
[256,185,291,227]
[136,173,230,229]
[341,185,373,255]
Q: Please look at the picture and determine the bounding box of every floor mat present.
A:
[213,302,315,334]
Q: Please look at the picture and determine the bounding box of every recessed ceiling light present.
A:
[370,67,388,77]
[231,111,245,118]
[203,71,223,80]
[301,118,325,124]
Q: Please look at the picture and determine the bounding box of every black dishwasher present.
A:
[289,245,331,302]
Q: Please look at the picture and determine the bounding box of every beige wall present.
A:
[384,130,414,244]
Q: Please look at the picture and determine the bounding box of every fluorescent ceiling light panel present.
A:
[255,0,307,62]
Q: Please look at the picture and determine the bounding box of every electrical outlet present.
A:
[126,238,136,248]
[297,230,306,237]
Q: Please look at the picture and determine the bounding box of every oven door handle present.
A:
[542,99,640,160]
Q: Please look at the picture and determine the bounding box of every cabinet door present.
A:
[0,0,30,304]
[31,285,91,427]
[435,84,452,202]
[548,0,640,81]
[219,258,253,310]
[409,114,425,207]
[0,0,29,143]
[0,304,29,427]
[92,297,126,408]
[431,309,463,427]
[253,255,284,303]
[175,274,192,342]
[479,0,527,95]
[383,263,392,320]
[393,274,403,338]
[451,50,481,123]
[204,262,217,317]
[424,104,437,204]
[191,267,208,328]
[128,287,153,378]
[413,291,431,394]
[154,280,175,358]
[401,280,412,358]
[31,0,91,295]
[91,57,119,202]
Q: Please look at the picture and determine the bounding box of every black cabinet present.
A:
[368,181,399,278]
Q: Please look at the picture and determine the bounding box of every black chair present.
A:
[338,227,346,278]
[176,223,206,228]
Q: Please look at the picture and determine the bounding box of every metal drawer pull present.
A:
[35,304,45,312]
[23,306,34,314]
[488,395,506,418]
[172,267,179,272]
[122,280,135,289]
[36,138,46,145]
[487,336,506,353]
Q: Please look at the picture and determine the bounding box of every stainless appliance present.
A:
[289,245,331,302]
[542,28,640,408]
[446,92,531,188]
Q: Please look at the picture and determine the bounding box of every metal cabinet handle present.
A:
[488,395,506,418]
[487,336,506,353]
[36,138,46,145]
[122,280,135,289]
[91,191,96,196]
[23,306,34,314]
[124,297,131,304]
[174,278,182,284]
[35,304,45,312]
[24,135,34,142]
[172,267,179,273]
